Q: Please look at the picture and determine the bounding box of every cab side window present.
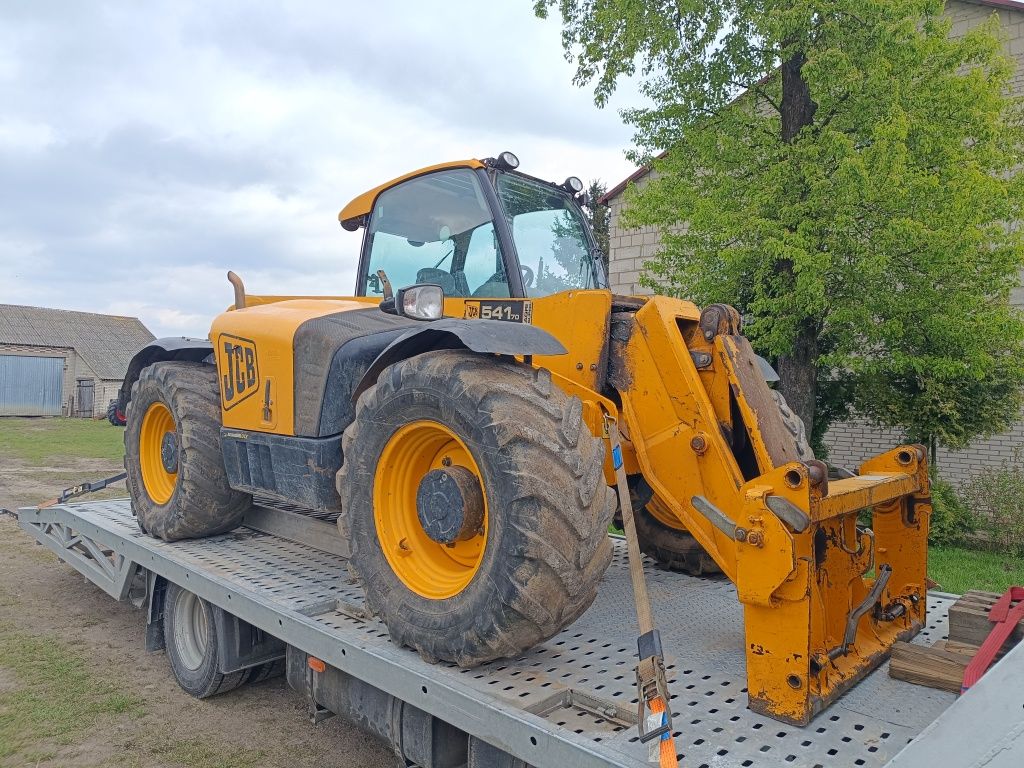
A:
[364,169,509,298]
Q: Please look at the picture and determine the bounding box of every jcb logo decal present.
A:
[218,334,259,410]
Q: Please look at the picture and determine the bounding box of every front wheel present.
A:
[337,350,615,666]
[635,500,722,576]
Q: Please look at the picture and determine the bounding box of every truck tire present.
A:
[163,583,248,698]
[124,362,250,541]
[337,350,615,666]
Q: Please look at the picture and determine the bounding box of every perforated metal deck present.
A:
[19,499,957,768]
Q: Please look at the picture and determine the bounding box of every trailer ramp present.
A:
[19,499,958,768]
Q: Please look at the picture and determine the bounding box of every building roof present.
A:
[600,0,1024,205]
[0,304,155,380]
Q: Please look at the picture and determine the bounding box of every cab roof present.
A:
[338,158,486,229]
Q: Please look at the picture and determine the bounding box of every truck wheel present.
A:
[337,350,615,666]
[163,583,247,698]
[124,362,250,541]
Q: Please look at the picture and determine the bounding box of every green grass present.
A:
[0,626,144,760]
[928,545,1024,594]
[0,417,124,464]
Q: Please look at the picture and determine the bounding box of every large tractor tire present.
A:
[337,350,615,666]
[125,362,250,541]
[635,502,722,576]
[106,399,126,426]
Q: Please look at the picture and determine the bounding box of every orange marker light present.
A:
[308,656,326,673]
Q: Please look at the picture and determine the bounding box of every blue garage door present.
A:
[0,354,64,416]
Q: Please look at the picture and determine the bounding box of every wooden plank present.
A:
[889,641,968,693]
[948,590,1024,648]
[937,639,980,657]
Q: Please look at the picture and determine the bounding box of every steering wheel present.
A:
[520,264,535,288]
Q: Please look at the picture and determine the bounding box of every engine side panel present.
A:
[210,299,377,436]
[292,308,415,436]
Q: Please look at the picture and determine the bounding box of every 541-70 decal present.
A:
[463,299,533,324]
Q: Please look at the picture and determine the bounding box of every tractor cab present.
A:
[338,152,605,302]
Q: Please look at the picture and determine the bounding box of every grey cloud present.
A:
[0,1,638,337]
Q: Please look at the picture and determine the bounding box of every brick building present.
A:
[0,304,154,418]
[601,0,1024,485]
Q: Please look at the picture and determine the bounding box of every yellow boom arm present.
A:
[615,296,930,725]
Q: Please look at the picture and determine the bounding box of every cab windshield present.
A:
[495,173,598,297]
[363,168,510,298]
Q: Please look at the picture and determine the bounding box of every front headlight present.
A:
[400,284,444,320]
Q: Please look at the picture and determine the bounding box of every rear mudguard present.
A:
[118,337,213,410]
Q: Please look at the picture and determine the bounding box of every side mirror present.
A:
[380,283,445,321]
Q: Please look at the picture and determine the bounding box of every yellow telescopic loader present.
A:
[119,152,931,726]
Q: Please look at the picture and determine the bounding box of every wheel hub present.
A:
[160,431,179,473]
[416,466,484,544]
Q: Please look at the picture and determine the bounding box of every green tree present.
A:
[583,179,610,275]
[535,0,1024,452]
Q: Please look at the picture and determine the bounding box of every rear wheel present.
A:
[125,362,250,541]
[163,583,248,698]
[337,350,615,666]
[771,389,814,461]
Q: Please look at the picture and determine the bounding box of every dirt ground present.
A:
[0,452,396,767]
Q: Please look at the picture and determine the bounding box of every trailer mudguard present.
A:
[118,337,214,410]
[350,317,567,406]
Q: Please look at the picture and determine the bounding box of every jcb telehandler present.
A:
[119,151,931,726]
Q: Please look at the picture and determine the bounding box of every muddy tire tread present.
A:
[337,350,614,666]
[124,362,249,541]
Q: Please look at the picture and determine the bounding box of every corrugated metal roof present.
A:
[0,304,155,380]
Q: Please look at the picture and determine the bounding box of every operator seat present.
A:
[416,268,469,297]
[472,273,511,298]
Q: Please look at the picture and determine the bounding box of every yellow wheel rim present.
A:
[140,401,178,505]
[647,495,690,531]
[373,420,488,599]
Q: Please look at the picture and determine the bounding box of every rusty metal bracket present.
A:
[828,564,892,660]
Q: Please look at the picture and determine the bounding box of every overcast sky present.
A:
[0,1,641,338]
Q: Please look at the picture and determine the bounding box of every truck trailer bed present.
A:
[17,498,961,768]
